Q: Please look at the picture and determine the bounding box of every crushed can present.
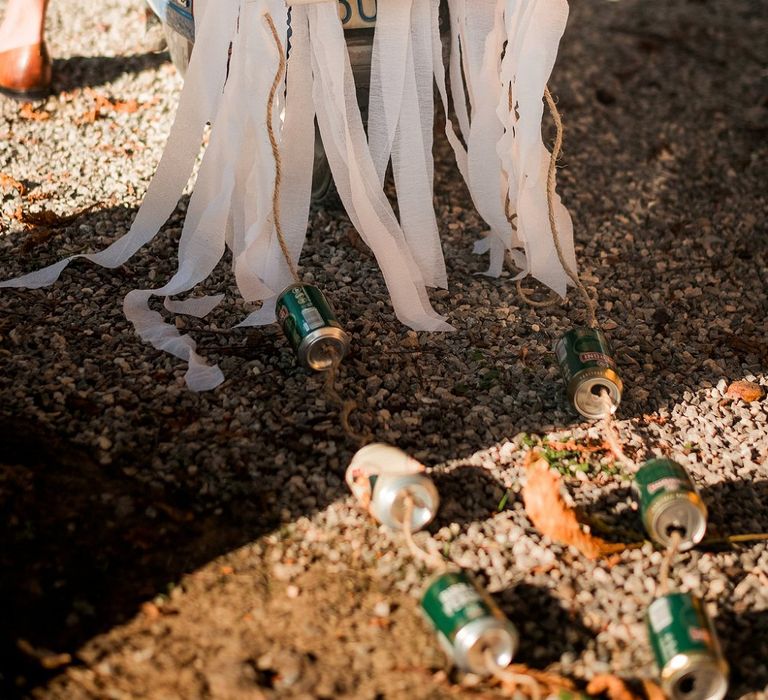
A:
[421,569,519,675]
[634,459,707,551]
[554,328,623,420]
[346,443,439,532]
[276,284,351,371]
[646,593,728,700]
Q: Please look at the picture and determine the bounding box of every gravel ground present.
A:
[1,0,767,698]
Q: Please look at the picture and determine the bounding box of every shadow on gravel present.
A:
[52,51,171,92]
[716,608,768,697]
[0,415,296,697]
[585,479,768,544]
[496,582,592,668]
[429,466,507,531]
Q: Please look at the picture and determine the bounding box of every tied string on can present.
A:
[658,529,682,597]
[401,493,446,572]
[599,390,638,472]
[265,12,369,448]
[511,88,599,332]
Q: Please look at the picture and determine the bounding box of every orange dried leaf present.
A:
[725,380,764,403]
[0,173,26,195]
[586,675,635,700]
[522,452,627,560]
[641,679,666,700]
[19,103,50,121]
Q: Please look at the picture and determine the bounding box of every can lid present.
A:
[457,618,518,675]
[651,496,707,551]
[389,479,439,532]
[572,371,622,420]
[303,328,351,371]
[665,654,728,700]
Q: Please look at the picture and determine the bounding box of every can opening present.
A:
[665,523,688,539]
[590,383,610,397]
[676,673,696,696]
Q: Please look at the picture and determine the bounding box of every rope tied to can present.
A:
[599,390,637,472]
[265,12,301,286]
[322,345,372,447]
[511,88,599,331]
[484,650,542,700]
[402,494,446,572]
[266,12,371,449]
[658,529,682,596]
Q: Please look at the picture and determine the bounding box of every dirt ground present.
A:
[1,0,767,698]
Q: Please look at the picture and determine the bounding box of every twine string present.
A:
[599,390,637,472]
[322,345,372,447]
[506,87,599,329]
[402,494,446,571]
[658,529,682,596]
[484,650,542,700]
[264,12,301,285]
[543,87,599,329]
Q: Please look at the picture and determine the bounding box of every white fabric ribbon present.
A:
[499,0,574,296]
[305,1,452,331]
[0,0,232,291]
[1,0,575,390]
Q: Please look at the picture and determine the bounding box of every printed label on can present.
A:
[276,285,340,356]
[646,594,719,671]
[302,307,325,330]
[555,328,617,386]
[421,572,500,645]
[579,351,614,366]
[649,596,674,632]
[646,477,687,496]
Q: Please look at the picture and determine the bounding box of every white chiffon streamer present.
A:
[1,0,574,390]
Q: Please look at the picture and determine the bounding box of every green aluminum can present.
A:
[275,284,350,371]
[646,593,728,700]
[633,459,707,551]
[420,570,518,675]
[554,328,623,420]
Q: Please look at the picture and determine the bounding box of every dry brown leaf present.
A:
[725,380,764,403]
[16,638,72,670]
[545,439,609,454]
[641,679,666,700]
[586,675,635,700]
[523,452,627,560]
[19,102,50,121]
[0,172,26,196]
[494,664,578,698]
[20,202,98,228]
[75,89,143,124]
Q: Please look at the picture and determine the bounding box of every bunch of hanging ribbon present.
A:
[1,0,574,391]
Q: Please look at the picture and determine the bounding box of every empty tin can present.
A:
[346,443,439,531]
[276,284,350,371]
[554,328,623,420]
[634,459,707,551]
[421,569,518,675]
[646,593,728,700]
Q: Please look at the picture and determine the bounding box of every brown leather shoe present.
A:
[0,42,52,101]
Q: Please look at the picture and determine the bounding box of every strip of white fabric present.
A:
[1,0,575,390]
[305,1,452,331]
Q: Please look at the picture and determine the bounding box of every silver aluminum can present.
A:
[634,459,707,551]
[346,443,439,532]
[421,569,519,675]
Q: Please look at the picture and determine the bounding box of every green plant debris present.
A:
[497,490,511,512]
[522,434,626,479]
[452,382,470,396]
[479,368,501,390]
